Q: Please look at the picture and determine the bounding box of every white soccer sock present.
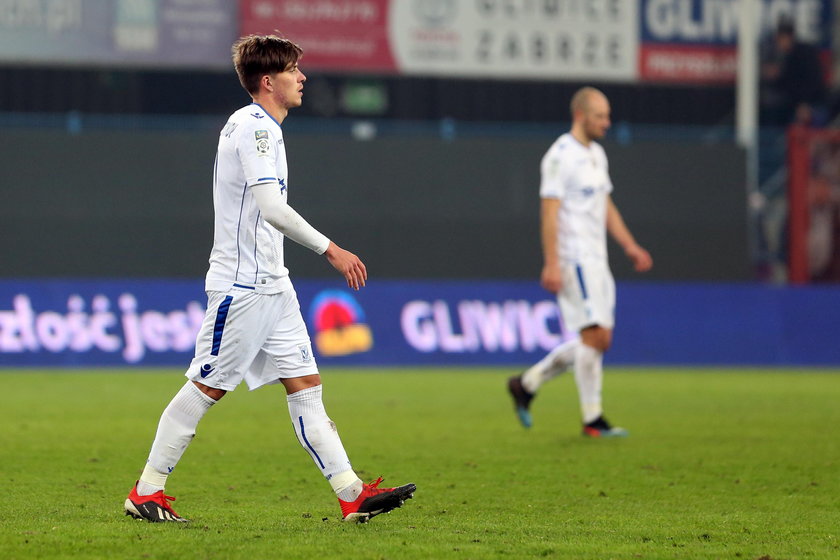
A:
[573,343,604,424]
[521,338,579,394]
[138,381,216,495]
[329,471,363,502]
[287,385,362,501]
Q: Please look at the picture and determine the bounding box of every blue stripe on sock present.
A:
[575,264,589,300]
[298,416,325,469]
[210,295,233,357]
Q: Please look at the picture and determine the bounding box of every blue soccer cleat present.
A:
[507,375,534,428]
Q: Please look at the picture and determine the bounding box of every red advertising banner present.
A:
[639,44,738,84]
[240,0,397,73]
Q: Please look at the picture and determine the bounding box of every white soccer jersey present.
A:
[539,133,613,263]
[205,103,293,294]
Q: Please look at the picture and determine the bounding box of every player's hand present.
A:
[540,263,562,294]
[324,242,367,290]
[625,243,653,272]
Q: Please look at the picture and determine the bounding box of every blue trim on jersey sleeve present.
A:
[210,295,234,357]
[246,178,280,188]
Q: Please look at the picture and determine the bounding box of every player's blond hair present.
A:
[232,34,303,95]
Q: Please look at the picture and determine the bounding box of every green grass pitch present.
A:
[1,367,839,559]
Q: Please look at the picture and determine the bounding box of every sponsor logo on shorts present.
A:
[299,345,311,363]
[200,363,215,378]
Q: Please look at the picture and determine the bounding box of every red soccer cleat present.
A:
[582,416,628,438]
[124,481,188,523]
[339,477,416,523]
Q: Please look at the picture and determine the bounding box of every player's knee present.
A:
[581,327,611,352]
[192,380,226,401]
[283,374,322,395]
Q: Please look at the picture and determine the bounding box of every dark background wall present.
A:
[0,66,736,125]
[1,128,748,281]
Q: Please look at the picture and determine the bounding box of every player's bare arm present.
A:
[605,196,652,272]
[325,242,367,291]
[540,197,563,293]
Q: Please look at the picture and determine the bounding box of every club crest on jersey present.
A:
[255,130,270,156]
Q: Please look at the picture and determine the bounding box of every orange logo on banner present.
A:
[309,290,373,357]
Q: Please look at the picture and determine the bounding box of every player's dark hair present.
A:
[232,34,303,95]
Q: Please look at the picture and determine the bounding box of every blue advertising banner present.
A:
[640,0,831,46]
[0,279,206,366]
[639,0,832,82]
[0,279,570,368]
[1,279,838,367]
[0,0,236,68]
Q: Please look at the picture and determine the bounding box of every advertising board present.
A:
[0,0,236,68]
[2,279,838,367]
[639,0,831,82]
[240,0,832,84]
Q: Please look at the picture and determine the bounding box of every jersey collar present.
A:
[250,102,282,128]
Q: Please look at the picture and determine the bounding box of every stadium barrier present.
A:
[0,280,838,368]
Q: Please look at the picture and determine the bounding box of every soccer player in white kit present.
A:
[507,87,652,437]
[124,35,415,523]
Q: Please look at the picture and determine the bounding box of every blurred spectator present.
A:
[755,16,830,283]
[761,16,827,127]
[807,142,840,281]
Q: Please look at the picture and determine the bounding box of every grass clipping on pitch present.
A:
[1,367,839,559]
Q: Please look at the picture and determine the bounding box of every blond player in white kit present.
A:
[124,35,414,523]
[508,87,652,437]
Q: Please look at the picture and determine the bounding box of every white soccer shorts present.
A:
[558,259,616,333]
[186,286,318,391]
